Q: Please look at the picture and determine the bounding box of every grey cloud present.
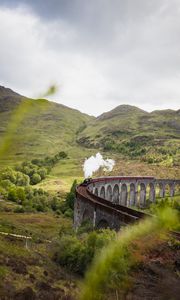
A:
[0,0,180,115]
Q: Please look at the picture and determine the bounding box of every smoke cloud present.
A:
[83,152,115,178]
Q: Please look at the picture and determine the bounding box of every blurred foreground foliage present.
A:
[80,207,179,300]
[0,84,58,159]
[149,197,180,231]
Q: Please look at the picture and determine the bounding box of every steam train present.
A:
[81,178,92,186]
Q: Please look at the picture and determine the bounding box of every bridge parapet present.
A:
[90,177,180,207]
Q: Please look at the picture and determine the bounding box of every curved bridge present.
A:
[74,176,180,230]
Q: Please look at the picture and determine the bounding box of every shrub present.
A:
[16,187,26,203]
[58,151,68,159]
[8,188,17,202]
[31,173,41,185]
[54,235,91,274]
[54,229,116,275]
[64,208,73,218]
[14,206,25,213]
[0,179,14,189]
[37,168,47,179]
[0,167,16,184]
[66,179,77,210]
[16,172,30,186]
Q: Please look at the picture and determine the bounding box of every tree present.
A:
[0,167,16,184]
[31,173,41,185]
[8,188,17,202]
[66,179,77,210]
[16,187,26,203]
[37,168,47,179]
[16,172,30,186]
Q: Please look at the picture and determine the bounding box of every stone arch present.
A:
[120,183,128,206]
[174,183,180,196]
[129,183,136,206]
[139,183,146,207]
[112,184,119,203]
[149,183,155,203]
[165,183,171,197]
[159,183,165,198]
[94,187,98,196]
[106,185,113,201]
[97,219,110,229]
[100,186,105,199]
[169,183,175,197]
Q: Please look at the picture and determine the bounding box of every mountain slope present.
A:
[77,104,180,165]
[0,86,93,161]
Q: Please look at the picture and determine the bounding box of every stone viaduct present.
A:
[74,176,180,230]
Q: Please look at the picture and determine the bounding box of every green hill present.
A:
[0,86,93,163]
[77,104,180,166]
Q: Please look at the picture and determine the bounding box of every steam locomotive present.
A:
[81,178,92,186]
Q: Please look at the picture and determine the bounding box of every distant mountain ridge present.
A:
[77,103,180,148]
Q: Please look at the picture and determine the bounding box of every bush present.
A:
[64,208,73,218]
[66,179,77,210]
[16,187,26,203]
[0,179,14,189]
[0,167,16,184]
[8,188,17,202]
[54,235,91,274]
[54,229,116,275]
[37,168,47,179]
[0,167,29,186]
[31,173,41,185]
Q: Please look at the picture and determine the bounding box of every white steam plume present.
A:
[83,152,115,178]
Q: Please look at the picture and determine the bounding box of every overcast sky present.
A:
[0,0,180,116]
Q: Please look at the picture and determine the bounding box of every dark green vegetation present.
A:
[0,162,75,216]
[53,228,116,275]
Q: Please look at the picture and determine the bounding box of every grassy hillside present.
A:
[0,86,93,165]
